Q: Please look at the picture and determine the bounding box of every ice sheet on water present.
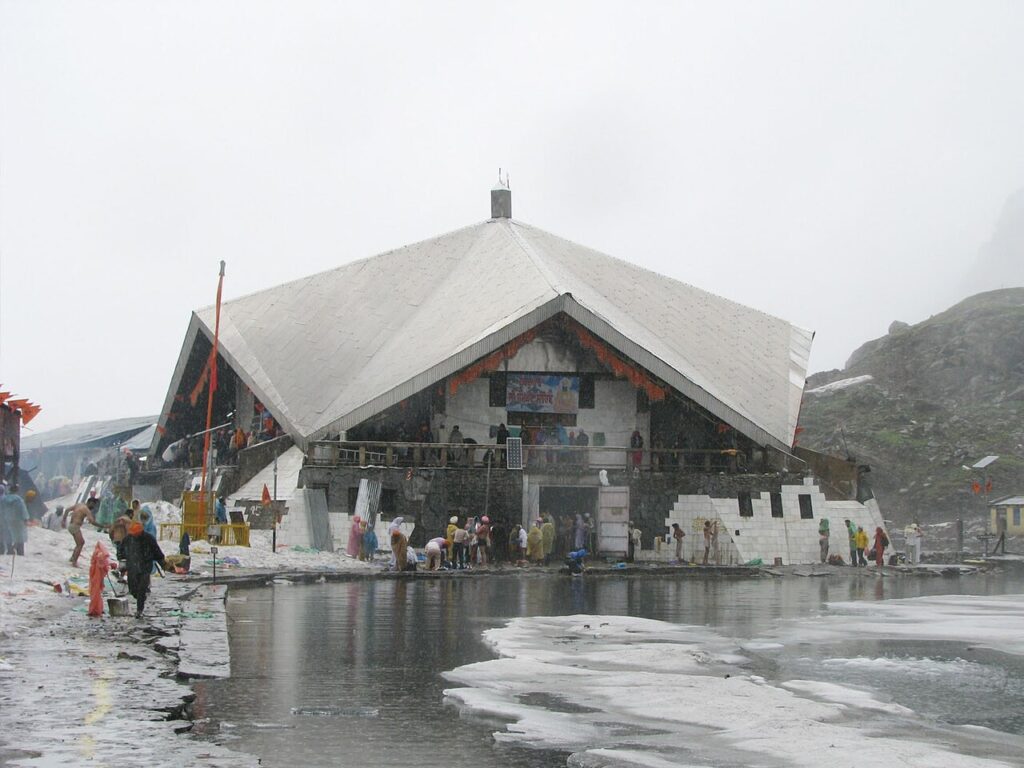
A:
[290,706,379,717]
[444,611,1022,767]
[783,594,1024,656]
[821,655,989,677]
[569,748,713,768]
[781,679,914,714]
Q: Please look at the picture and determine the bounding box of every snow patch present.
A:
[805,374,874,395]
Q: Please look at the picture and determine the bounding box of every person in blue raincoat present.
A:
[362,522,378,563]
[0,482,30,556]
[139,505,158,539]
[215,496,229,525]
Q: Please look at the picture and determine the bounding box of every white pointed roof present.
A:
[160,218,812,451]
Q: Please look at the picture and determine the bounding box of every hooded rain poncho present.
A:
[88,542,111,617]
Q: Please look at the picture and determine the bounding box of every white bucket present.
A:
[107,597,130,617]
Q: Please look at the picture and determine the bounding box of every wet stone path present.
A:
[0,578,257,767]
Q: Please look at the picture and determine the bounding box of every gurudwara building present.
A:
[153,185,885,564]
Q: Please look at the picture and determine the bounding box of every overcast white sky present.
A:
[2,1,1023,433]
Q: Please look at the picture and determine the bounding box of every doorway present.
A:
[540,486,598,556]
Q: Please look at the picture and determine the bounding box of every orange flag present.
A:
[261,484,272,506]
[20,403,41,425]
[189,362,210,407]
[7,398,29,413]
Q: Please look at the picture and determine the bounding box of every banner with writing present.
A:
[506,374,579,413]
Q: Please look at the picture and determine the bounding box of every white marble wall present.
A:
[664,480,887,565]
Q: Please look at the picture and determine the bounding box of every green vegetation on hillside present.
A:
[799,288,1024,524]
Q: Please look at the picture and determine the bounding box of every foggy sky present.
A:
[2,1,1023,433]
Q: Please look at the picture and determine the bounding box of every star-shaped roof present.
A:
[159,217,812,450]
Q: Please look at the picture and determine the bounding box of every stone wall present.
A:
[135,468,191,502]
[135,466,240,503]
[237,436,293,489]
[300,465,523,546]
[296,457,886,563]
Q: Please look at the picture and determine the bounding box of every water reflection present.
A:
[194,573,1024,768]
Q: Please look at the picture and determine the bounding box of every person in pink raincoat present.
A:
[346,515,362,557]
[87,542,111,617]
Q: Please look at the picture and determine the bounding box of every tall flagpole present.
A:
[200,261,226,520]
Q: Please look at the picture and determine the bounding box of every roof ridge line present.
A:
[196,220,490,312]
[505,220,566,296]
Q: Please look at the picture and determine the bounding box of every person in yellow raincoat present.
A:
[526,520,544,564]
[540,516,556,565]
[446,515,458,563]
[854,526,869,566]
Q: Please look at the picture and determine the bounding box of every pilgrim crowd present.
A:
[344,511,598,571]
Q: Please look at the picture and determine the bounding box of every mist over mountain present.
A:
[966,187,1024,294]
[799,288,1024,526]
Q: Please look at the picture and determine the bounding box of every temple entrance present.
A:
[539,486,598,556]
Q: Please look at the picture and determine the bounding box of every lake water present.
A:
[193,572,1024,767]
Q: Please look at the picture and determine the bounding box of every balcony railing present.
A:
[304,440,749,473]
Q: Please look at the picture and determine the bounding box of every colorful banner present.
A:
[507,374,579,413]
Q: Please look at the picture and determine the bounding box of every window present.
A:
[770,492,784,518]
[489,373,507,407]
[798,494,813,519]
[637,389,650,413]
[347,487,359,512]
[579,375,595,409]
[1015,507,1022,527]
[738,492,753,517]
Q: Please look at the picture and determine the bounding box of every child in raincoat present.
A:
[362,523,378,562]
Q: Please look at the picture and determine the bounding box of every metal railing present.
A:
[305,440,747,473]
[159,522,250,547]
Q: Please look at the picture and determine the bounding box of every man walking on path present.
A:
[123,521,166,618]
[63,498,99,567]
[108,505,135,560]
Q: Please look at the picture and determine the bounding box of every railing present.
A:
[159,522,250,547]
[305,440,749,473]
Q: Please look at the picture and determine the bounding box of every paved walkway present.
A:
[0,577,257,767]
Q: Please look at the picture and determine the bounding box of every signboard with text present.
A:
[506,374,579,414]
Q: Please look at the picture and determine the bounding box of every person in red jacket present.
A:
[873,527,889,567]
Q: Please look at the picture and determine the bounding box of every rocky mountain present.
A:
[798,288,1024,526]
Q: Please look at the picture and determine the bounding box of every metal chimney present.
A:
[491,172,511,219]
